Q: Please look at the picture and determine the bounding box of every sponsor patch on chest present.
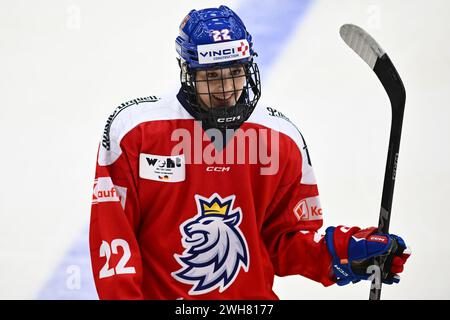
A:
[139,153,185,182]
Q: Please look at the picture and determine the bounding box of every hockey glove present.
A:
[325,226,411,286]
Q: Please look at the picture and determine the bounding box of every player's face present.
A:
[195,65,246,108]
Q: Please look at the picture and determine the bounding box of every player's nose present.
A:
[221,77,236,93]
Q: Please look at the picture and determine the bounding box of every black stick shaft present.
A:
[369,54,405,300]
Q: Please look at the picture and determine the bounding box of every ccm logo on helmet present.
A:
[198,39,250,64]
[217,116,241,123]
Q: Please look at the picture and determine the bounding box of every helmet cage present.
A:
[180,59,261,130]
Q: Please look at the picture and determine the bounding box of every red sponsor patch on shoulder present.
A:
[293,196,322,221]
[368,235,388,244]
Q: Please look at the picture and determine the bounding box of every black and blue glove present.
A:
[325,226,411,286]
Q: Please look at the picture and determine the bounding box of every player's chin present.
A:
[211,95,236,108]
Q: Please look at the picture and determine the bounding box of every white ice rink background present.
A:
[1,0,449,299]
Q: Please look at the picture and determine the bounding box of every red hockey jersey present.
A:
[89,92,335,299]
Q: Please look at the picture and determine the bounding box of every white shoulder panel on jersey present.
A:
[246,103,317,185]
[98,93,193,166]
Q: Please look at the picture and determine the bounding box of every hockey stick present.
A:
[339,24,406,300]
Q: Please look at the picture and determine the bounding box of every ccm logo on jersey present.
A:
[139,153,185,182]
[92,177,127,209]
[207,166,230,172]
[293,196,322,221]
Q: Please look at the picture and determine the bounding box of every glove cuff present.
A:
[325,226,358,285]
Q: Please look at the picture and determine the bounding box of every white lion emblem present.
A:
[171,193,249,295]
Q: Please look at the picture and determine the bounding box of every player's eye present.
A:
[231,69,242,77]
[207,72,219,79]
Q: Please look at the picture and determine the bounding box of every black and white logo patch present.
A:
[139,153,185,182]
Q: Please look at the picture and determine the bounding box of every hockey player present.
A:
[89,5,410,299]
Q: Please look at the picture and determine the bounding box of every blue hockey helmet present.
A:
[175,6,261,130]
[176,6,256,69]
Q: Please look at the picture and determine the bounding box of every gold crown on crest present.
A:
[201,198,231,216]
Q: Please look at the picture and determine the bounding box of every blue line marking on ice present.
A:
[37,0,313,299]
[237,0,313,78]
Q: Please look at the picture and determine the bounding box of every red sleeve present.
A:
[262,136,335,287]
[89,134,144,299]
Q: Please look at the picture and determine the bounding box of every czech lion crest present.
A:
[171,193,249,295]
